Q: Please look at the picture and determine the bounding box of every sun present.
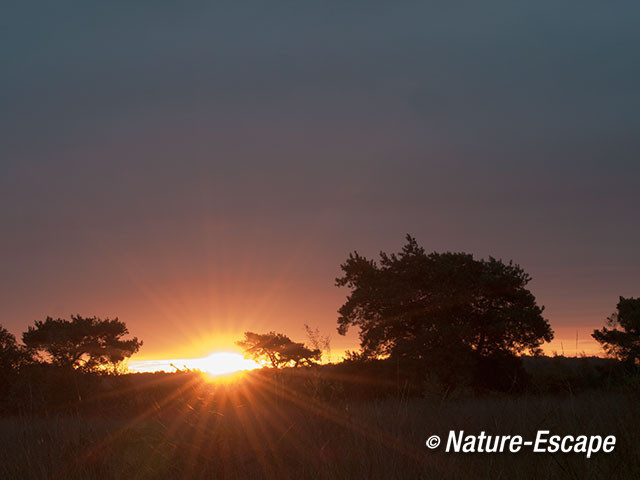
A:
[192,351,261,377]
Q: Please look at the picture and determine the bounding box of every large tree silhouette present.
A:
[593,297,640,368]
[336,235,553,388]
[22,315,142,372]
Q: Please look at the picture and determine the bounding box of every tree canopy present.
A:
[22,315,142,372]
[236,331,321,368]
[336,236,553,374]
[592,297,640,368]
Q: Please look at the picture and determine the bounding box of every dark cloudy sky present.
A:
[2,2,639,359]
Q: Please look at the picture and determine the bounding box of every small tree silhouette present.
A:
[236,331,320,368]
[593,297,640,369]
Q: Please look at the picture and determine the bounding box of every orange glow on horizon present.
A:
[127,326,606,375]
[129,351,261,376]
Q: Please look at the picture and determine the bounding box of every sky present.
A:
[2,2,640,362]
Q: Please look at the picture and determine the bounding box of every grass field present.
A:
[2,377,639,480]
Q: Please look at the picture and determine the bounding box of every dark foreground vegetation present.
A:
[0,358,639,480]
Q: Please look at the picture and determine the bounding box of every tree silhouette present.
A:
[592,297,640,368]
[281,341,322,367]
[0,324,32,373]
[22,315,142,372]
[336,235,553,388]
[236,331,320,368]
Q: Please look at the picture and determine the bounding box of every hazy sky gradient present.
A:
[2,2,640,359]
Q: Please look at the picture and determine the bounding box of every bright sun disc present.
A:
[192,352,260,377]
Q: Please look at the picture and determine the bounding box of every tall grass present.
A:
[1,379,638,479]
